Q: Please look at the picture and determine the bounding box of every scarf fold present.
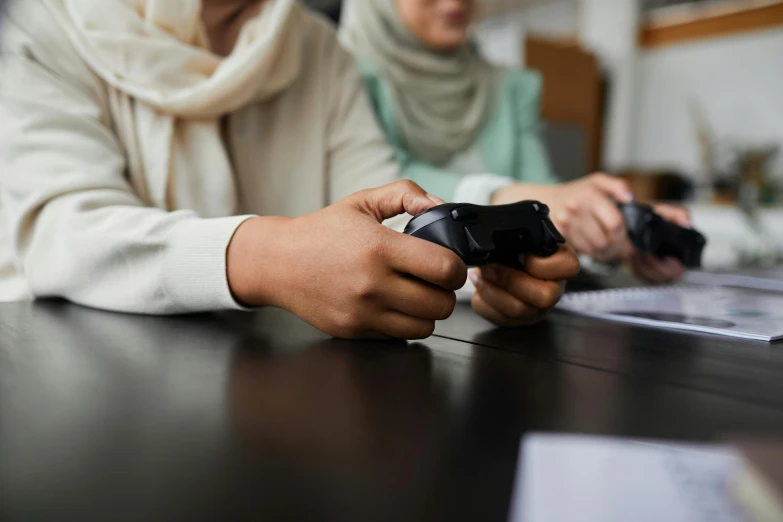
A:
[43,0,303,216]
[339,0,498,166]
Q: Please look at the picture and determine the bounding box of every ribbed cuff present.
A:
[453,173,514,205]
[162,215,256,313]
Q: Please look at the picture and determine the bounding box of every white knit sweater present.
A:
[0,0,401,313]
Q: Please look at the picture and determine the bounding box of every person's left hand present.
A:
[469,244,581,327]
[628,203,692,284]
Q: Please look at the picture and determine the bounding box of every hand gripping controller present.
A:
[403,201,566,269]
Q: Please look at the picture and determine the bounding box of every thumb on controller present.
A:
[349,180,445,223]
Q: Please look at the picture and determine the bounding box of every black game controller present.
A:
[403,201,566,269]
[618,202,707,268]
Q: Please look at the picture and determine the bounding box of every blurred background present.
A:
[308,0,783,271]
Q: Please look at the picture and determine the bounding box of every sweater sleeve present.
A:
[0,22,251,314]
[323,24,402,203]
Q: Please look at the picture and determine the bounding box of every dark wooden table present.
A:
[1,293,782,522]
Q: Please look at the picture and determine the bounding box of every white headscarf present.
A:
[42,0,302,216]
[339,0,499,166]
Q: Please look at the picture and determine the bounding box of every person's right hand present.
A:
[547,173,635,262]
[226,180,467,340]
[493,173,634,261]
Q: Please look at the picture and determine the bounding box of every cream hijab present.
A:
[340,0,498,166]
[42,0,303,216]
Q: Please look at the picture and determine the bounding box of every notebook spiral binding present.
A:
[561,284,717,303]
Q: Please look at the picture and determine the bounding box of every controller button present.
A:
[533,203,550,215]
[541,221,566,244]
[465,226,495,253]
[451,207,478,221]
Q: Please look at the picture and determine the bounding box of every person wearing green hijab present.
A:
[340,0,691,284]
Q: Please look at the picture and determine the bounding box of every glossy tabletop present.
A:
[1,295,782,522]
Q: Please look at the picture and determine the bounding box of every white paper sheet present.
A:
[684,269,783,293]
[509,434,748,522]
[557,285,783,342]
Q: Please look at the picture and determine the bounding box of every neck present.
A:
[201,0,263,57]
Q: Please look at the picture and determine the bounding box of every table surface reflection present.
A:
[1,298,782,522]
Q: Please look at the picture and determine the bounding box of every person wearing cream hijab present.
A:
[49,0,303,216]
[341,0,693,285]
[0,0,580,336]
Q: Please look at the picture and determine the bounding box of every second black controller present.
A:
[403,201,566,270]
[618,202,707,268]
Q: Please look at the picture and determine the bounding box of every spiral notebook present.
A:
[509,434,747,522]
[557,285,783,342]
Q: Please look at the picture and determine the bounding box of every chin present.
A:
[431,31,469,52]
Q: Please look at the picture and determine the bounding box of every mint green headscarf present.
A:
[339,0,500,166]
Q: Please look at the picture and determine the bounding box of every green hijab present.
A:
[339,0,500,166]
